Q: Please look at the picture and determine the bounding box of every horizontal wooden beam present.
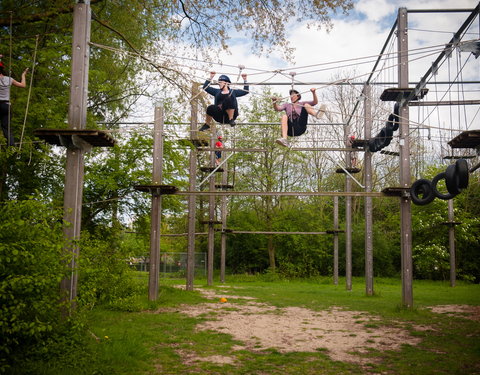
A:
[230,231,330,235]
[409,100,480,106]
[173,191,385,197]
[196,147,358,152]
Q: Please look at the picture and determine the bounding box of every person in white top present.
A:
[0,60,28,146]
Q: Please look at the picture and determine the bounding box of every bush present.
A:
[0,199,72,372]
[77,231,144,311]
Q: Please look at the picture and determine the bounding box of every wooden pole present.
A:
[398,7,413,308]
[207,131,216,286]
[364,85,374,296]
[448,199,456,287]
[333,196,339,285]
[148,105,164,301]
[61,1,90,304]
[344,125,352,291]
[186,83,199,291]
[220,163,228,283]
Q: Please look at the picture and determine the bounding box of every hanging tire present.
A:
[455,158,469,189]
[384,126,393,147]
[368,138,378,152]
[431,171,457,200]
[445,164,461,195]
[410,179,435,206]
[375,128,388,150]
[392,103,400,131]
[386,114,395,131]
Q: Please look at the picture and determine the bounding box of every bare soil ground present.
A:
[157,286,412,366]
[158,285,480,366]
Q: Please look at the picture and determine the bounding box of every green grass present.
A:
[13,275,480,374]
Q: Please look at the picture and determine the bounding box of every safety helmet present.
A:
[218,75,231,83]
[217,135,223,140]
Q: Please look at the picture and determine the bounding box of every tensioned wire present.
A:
[89,22,478,148]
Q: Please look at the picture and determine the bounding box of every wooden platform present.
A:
[380,88,428,102]
[442,155,475,160]
[351,139,368,149]
[381,186,410,197]
[440,221,463,227]
[190,138,209,147]
[380,150,400,156]
[215,184,234,190]
[326,229,345,234]
[133,184,178,195]
[200,220,222,225]
[447,130,480,149]
[200,166,224,172]
[336,167,361,174]
[34,128,116,147]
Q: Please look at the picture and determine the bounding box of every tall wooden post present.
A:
[186,83,199,291]
[207,132,216,286]
[61,1,91,303]
[148,106,164,301]
[344,126,352,291]
[448,199,456,287]
[220,164,228,283]
[364,85,374,296]
[398,7,413,308]
[333,196,339,285]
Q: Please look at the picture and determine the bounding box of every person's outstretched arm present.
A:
[203,71,218,95]
[310,88,318,106]
[12,68,28,88]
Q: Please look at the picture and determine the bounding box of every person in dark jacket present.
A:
[199,71,249,131]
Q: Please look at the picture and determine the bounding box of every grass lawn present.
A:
[19,275,480,374]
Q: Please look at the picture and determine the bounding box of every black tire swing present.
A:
[369,103,399,152]
[410,159,470,205]
[410,178,435,205]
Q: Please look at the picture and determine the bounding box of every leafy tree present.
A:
[0,200,69,372]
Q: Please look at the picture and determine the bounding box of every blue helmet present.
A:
[218,75,231,83]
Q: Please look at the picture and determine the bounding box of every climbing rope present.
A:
[19,34,39,151]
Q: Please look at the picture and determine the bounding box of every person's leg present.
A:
[221,96,237,126]
[275,114,290,147]
[225,109,234,121]
[200,105,216,131]
[0,103,14,146]
[304,103,316,116]
[281,114,288,138]
[287,109,308,137]
[305,103,327,119]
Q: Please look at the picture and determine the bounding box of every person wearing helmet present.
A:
[271,88,326,147]
[0,60,28,146]
[215,135,224,165]
[199,71,249,131]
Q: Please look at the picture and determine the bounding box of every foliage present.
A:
[77,230,145,312]
[0,199,71,373]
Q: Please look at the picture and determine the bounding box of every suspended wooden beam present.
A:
[172,191,385,197]
[409,99,480,106]
[196,147,360,152]
[228,231,330,235]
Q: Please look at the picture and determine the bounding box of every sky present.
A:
[135,0,479,136]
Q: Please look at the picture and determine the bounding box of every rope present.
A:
[19,35,39,151]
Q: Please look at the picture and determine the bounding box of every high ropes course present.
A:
[23,2,480,308]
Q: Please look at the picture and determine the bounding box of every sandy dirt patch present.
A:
[165,285,424,364]
[427,304,480,321]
